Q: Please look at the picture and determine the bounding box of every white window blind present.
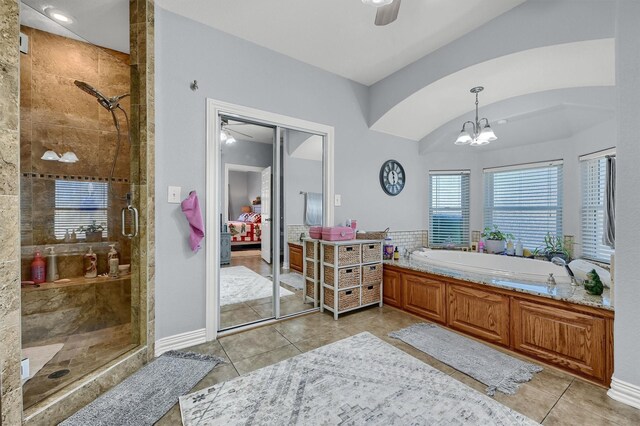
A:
[54,180,108,239]
[429,171,470,246]
[484,162,563,250]
[581,157,614,263]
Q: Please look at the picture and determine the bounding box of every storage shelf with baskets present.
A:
[302,239,320,307]
[320,239,383,320]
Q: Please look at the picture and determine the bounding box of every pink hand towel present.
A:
[181,191,205,252]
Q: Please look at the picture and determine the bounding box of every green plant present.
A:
[537,233,569,259]
[76,220,105,233]
[481,225,514,241]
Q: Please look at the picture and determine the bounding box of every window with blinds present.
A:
[483,161,563,250]
[429,171,470,247]
[54,180,108,239]
[581,157,614,263]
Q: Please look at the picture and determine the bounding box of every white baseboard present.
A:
[608,377,640,410]
[155,328,207,357]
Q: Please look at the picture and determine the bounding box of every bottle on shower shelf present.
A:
[515,239,523,257]
[84,246,98,279]
[108,244,119,278]
[31,251,46,284]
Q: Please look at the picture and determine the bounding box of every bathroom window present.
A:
[54,180,108,239]
[429,171,470,247]
[483,161,563,250]
[581,155,615,263]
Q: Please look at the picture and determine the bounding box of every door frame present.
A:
[206,99,335,341]
[223,163,267,223]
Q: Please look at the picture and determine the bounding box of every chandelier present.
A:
[455,86,497,146]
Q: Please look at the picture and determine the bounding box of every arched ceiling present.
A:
[371,39,615,142]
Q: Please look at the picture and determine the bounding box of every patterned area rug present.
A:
[220,266,294,306]
[390,323,542,396]
[61,351,224,426]
[279,272,304,290]
[180,332,538,425]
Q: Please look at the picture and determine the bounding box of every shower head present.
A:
[74,80,129,111]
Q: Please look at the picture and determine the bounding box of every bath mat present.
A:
[180,332,537,425]
[22,343,64,383]
[220,266,293,306]
[279,272,304,290]
[390,323,542,396]
[60,351,224,426]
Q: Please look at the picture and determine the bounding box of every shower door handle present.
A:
[121,205,139,238]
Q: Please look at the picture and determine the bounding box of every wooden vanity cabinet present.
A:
[383,264,614,387]
[448,284,510,347]
[289,243,303,273]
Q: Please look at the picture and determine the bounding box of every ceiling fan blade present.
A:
[375,0,401,26]
[226,127,254,139]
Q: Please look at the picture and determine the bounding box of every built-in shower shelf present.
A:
[21,274,131,292]
[22,241,122,257]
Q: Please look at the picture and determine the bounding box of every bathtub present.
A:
[411,250,572,285]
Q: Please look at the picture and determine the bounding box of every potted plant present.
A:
[536,233,570,262]
[481,225,514,254]
[77,221,105,243]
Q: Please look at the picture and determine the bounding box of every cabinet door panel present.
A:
[382,268,401,307]
[512,299,606,381]
[401,274,446,323]
[448,284,510,346]
[289,245,303,273]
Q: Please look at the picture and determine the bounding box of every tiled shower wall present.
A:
[0,0,22,423]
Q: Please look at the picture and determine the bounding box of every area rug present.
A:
[279,272,304,290]
[60,351,224,426]
[390,323,542,396]
[220,266,293,306]
[179,332,537,425]
[22,343,64,383]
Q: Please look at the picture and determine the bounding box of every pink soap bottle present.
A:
[478,240,485,253]
[31,251,46,284]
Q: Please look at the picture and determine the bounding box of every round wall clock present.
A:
[379,159,405,196]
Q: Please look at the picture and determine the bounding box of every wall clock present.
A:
[379,159,405,196]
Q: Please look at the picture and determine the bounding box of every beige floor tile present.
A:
[233,344,301,376]
[542,399,616,425]
[191,363,239,392]
[183,339,230,362]
[274,312,344,343]
[219,325,291,362]
[560,379,640,425]
[524,366,574,400]
[493,383,559,423]
[154,403,183,426]
[291,329,353,353]
[219,305,264,330]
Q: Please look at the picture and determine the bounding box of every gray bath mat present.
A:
[180,332,537,425]
[390,323,542,396]
[60,351,224,426]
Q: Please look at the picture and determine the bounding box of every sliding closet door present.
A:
[277,128,325,317]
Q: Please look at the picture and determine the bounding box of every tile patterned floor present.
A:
[155,306,640,425]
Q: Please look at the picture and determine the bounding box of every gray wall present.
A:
[611,0,640,394]
[423,119,616,254]
[228,171,248,220]
[155,9,422,339]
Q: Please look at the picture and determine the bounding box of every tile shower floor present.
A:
[220,252,315,330]
[155,306,640,426]
[22,323,136,409]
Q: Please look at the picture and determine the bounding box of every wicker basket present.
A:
[324,287,360,311]
[356,228,389,240]
[305,260,317,279]
[305,279,316,301]
[361,263,382,284]
[361,242,382,263]
[361,283,381,305]
[324,265,360,288]
[304,240,316,259]
[323,244,361,266]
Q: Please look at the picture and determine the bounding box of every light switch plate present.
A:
[168,186,182,204]
[334,194,342,206]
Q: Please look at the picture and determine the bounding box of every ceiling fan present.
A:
[362,0,402,26]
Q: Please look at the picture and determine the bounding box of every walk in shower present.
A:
[18,2,139,410]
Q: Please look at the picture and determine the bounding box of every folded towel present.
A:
[181,191,205,252]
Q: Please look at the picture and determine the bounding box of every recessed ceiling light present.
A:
[497,119,508,125]
[44,7,74,24]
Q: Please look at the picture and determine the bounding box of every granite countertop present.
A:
[385,258,613,312]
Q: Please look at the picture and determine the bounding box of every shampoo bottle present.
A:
[31,251,46,284]
[393,246,400,260]
[45,246,59,282]
[515,239,523,257]
[84,247,97,278]
[108,244,119,278]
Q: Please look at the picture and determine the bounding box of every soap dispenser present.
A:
[108,244,119,278]
[84,246,97,278]
[45,246,59,282]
